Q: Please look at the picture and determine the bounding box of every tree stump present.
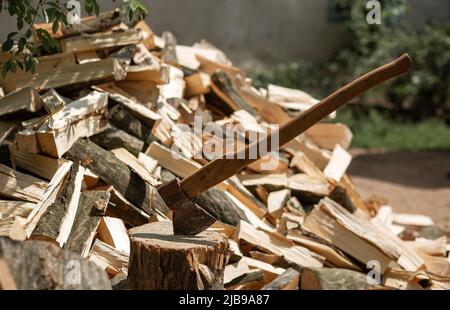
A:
[128,221,230,290]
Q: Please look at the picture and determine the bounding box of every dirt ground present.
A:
[348,149,450,232]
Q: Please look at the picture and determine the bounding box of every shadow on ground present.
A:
[348,149,450,189]
[348,149,450,231]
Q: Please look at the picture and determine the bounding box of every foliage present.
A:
[252,0,450,121]
[334,107,450,150]
[0,0,148,78]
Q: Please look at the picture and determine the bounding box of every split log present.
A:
[305,123,353,150]
[66,138,168,216]
[287,231,360,270]
[3,57,125,92]
[75,50,101,64]
[0,121,17,146]
[211,71,258,117]
[116,80,160,106]
[104,186,150,227]
[197,54,244,79]
[240,173,330,205]
[226,269,265,289]
[111,148,159,186]
[91,125,145,156]
[61,29,143,53]
[94,83,161,128]
[261,268,300,290]
[0,201,36,218]
[224,259,253,287]
[10,149,68,181]
[290,152,326,181]
[126,64,170,85]
[239,86,292,125]
[0,87,42,118]
[0,53,76,92]
[13,129,41,154]
[323,144,352,182]
[266,84,324,115]
[24,162,73,237]
[238,220,324,269]
[158,65,186,99]
[128,221,230,290]
[196,188,243,227]
[184,72,211,96]
[284,136,332,170]
[134,20,155,49]
[176,45,228,71]
[302,197,424,272]
[240,256,286,284]
[97,216,130,255]
[108,104,158,147]
[0,237,111,289]
[30,163,85,247]
[328,184,357,214]
[267,189,291,219]
[301,268,373,290]
[64,190,110,257]
[132,43,160,67]
[40,88,68,112]
[161,31,178,65]
[88,239,129,277]
[0,164,47,203]
[36,90,108,158]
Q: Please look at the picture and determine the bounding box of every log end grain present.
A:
[128,221,230,290]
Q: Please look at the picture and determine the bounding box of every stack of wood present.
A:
[0,10,449,291]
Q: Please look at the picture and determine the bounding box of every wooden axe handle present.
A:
[180,53,412,198]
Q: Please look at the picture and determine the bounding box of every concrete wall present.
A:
[0,0,448,67]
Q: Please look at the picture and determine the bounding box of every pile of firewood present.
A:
[0,10,449,290]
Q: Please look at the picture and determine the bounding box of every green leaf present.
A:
[2,61,11,79]
[10,61,17,73]
[2,39,14,52]
[18,37,27,52]
[25,56,33,72]
[93,1,100,16]
[17,18,24,30]
[52,17,60,34]
[16,60,24,71]
[7,32,18,39]
[85,0,94,15]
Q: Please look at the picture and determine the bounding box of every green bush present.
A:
[252,0,450,121]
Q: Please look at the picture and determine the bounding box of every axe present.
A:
[158,53,412,235]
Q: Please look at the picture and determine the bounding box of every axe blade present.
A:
[158,179,216,235]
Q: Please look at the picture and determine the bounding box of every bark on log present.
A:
[262,268,300,290]
[210,71,258,117]
[66,139,168,216]
[0,237,111,289]
[64,190,110,256]
[105,186,150,227]
[108,104,158,148]
[300,268,371,290]
[328,185,357,214]
[128,221,230,290]
[30,163,83,246]
[90,125,145,156]
[161,31,178,65]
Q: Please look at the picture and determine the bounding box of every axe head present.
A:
[157,179,216,236]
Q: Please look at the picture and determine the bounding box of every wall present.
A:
[0,0,448,67]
